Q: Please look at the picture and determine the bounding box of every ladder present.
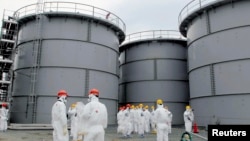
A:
[29,0,44,123]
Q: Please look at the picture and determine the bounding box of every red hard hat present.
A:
[57,90,68,97]
[2,102,7,107]
[126,104,131,108]
[119,106,123,111]
[89,88,99,96]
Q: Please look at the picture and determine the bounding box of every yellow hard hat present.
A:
[131,105,135,109]
[186,105,191,109]
[139,103,143,108]
[71,103,76,108]
[144,105,149,109]
[151,105,155,109]
[156,99,163,105]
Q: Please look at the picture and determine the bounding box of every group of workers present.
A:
[117,99,194,141]
[0,88,194,141]
[51,88,108,141]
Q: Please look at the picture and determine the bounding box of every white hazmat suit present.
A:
[0,103,8,132]
[81,88,108,141]
[183,105,194,132]
[164,106,173,133]
[75,101,85,141]
[121,104,133,138]
[51,90,69,141]
[136,103,145,138]
[155,99,172,141]
[150,106,157,133]
[143,105,151,134]
[68,103,77,141]
[117,106,125,134]
[129,105,137,134]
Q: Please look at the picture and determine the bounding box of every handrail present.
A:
[122,30,186,45]
[178,0,224,26]
[13,1,126,33]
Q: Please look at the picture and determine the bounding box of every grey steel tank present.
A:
[119,30,188,125]
[179,0,250,127]
[10,1,125,124]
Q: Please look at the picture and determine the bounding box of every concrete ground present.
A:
[0,124,208,141]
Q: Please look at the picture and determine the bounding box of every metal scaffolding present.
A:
[0,10,18,103]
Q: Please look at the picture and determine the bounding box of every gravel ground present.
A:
[0,125,208,141]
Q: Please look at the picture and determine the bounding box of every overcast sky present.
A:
[0,0,191,35]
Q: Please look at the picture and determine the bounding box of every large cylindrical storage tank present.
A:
[179,0,250,126]
[119,30,188,125]
[11,2,125,124]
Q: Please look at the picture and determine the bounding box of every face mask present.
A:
[63,97,67,103]
[59,96,67,103]
[88,94,94,102]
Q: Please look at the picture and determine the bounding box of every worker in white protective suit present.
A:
[136,103,145,138]
[143,105,151,134]
[183,105,194,132]
[75,101,85,141]
[117,106,125,135]
[0,102,9,132]
[68,103,77,141]
[121,104,133,138]
[81,88,108,141]
[155,99,172,141]
[164,106,173,133]
[150,105,157,133]
[129,105,137,134]
[51,90,69,141]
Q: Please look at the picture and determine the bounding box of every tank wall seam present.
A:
[119,79,189,85]
[205,10,211,34]
[209,64,216,96]
[84,70,89,97]
[187,24,250,46]
[190,92,250,100]
[16,38,119,54]
[154,59,157,80]
[188,58,250,74]
[14,66,119,77]
[87,20,91,42]
[119,58,187,67]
